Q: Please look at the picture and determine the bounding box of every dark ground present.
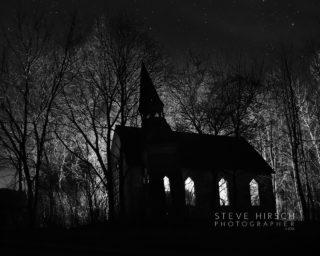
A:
[0,221,319,255]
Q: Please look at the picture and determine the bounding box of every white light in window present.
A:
[185,177,196,206]
[250,179,260,206]
[163,176,172,212]
[219,178,230,206]
[163,176,170,193]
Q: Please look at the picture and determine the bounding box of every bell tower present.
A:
[138,63,183,219]
[138,63,171,135]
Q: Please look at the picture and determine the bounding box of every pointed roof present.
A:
[138,63,164,116]
[113,125,274,174]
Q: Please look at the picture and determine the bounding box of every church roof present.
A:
[138,63,164,116]
[114,126,273,174]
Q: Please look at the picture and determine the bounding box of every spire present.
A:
[138,63,164,122]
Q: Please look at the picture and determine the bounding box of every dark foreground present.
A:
[0,221,319,255]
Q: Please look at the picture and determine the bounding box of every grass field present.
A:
[0,221,318,255]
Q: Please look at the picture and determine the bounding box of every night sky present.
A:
[1,0,320,57]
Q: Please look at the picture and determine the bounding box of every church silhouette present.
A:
[111,63,275,222]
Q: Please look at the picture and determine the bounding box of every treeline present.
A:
[0,7,319,228]
[165,48,320,221]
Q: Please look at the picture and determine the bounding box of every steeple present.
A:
[138,63,166,125]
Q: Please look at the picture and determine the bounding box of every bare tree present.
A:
[167,51,262,137]
[0,7,78,226]
[55,15,165,219]
[270,47,313,221]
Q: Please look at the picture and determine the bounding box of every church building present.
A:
[111,64,276,222]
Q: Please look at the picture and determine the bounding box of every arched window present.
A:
[163,176,170,193]
[218,178,230,206]
[249,179,260,206]
[185,177,196,206]
[163,176,171,208]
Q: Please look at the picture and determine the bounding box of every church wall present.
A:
[119,163,275,221]
[235,170,275,213]
[234,170,253,210]
[111,136,145,219]
[216,169,276,215]
[150,167,276,220]
[255,173,276,212]
[123,166,145,219]
[111,133,121,217]
[111,134,275,221]
[144,144,186,219]
[181,168,213,220]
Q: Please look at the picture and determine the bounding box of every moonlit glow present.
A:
[219,178,229,206]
